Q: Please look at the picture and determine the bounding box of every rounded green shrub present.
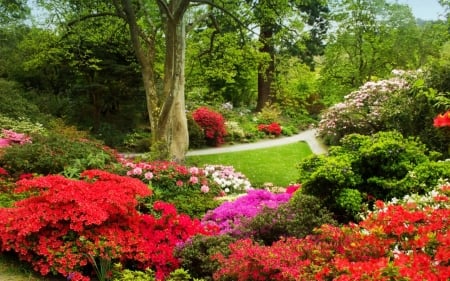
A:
[0,134,118,177]
[297,131,447,222]
[175,234,236,281]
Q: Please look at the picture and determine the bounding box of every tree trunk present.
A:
[256,23,275,112]
[119,0,189,162]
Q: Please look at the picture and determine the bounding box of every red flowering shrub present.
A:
[0,170,216,280]
[257,122,282,136]
[192,107,227,146]
[434,110,450,127]
[136,201,218,280]
[213,185,450,281]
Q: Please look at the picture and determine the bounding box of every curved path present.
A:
[187,128,327,156]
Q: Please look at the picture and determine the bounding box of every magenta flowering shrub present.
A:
[317,75,410,145]
[202,189,292,235]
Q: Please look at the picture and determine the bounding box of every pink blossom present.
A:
[200,185,210,193]
[144,172,154,180]
[0,138,11,147]
[189,176,199,184]
[189,167,200,175]
[176,180,183,187]
[132,167,143,175]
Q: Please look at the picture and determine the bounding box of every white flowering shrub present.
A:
[317,74,410,145]
[204,165,252,194]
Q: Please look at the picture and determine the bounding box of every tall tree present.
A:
[319,0,445,103]
[0,0,29,25]
[249,0,329,111]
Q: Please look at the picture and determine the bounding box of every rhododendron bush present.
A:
[213,183,450,281]
[192,107,227,146]
[0,170,215,280]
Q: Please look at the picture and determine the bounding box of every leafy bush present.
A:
[192,107,227,147]
[297,131,443,222]
[0,115,47,136]
[122,130,151,152]
[237,193,336,245]
[256,103,282,124]
[213,183,450,281]
[188,114,206,149]
[0,134,118,177]
[0,79,45,122]
[175,235,236,281]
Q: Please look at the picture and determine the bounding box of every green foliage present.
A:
[167,268,206,281]
[256,103,282,124]
[113,264,155,281]
[238,193,337,245]
[0,115,47,136]
[146,190,221,219]
[0,79,45,122]
[122,130,151,153]
[175,234,236,280]
[188,114,206,149]
[0,134,118,176]
[298,131,444,222]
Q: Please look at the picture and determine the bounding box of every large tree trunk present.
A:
[256,22,275,112]
[119,0,189,162]
[167,16,189,162]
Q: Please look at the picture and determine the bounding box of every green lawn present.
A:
[186,141,312,187]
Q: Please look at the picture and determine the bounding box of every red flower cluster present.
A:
[213,191,450,281]
[0,170,214,280]
[192,107,227,146]
[257,122,282,136]
[433,110,450,127]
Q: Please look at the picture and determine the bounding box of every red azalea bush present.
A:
[257,122,282,136]
[192,107,227,146]
[434,110,450,127]
[0,170,215,280]
[213,184,450,281]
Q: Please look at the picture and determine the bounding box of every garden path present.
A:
[186,128,328,156]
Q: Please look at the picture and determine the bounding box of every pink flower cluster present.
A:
[0,129,32,148]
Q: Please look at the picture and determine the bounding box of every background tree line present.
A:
[0,0,449,161]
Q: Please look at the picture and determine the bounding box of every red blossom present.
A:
[192,107,227,146]
[433,110,450,127]
[257,122,282,136]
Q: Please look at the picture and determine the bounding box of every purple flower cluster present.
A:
[202,189,292,235]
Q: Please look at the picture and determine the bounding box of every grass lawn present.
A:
[186,141,312,187]
[0,253,64,281]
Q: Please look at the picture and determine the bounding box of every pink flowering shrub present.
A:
[192,107,227,146]
[0,129,31,148]
[213,184,450,281]
[120,159,223,218]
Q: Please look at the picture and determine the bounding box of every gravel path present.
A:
[187,128,328,156]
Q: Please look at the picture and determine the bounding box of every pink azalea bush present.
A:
[0,129,31,148]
